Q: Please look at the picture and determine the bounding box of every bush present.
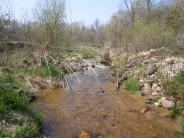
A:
[125,77,139,92]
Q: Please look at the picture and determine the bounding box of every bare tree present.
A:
[34,0,66,47]
[121,0,141,24]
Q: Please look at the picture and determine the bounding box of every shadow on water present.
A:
[34,62,181,138]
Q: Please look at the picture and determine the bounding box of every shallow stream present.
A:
[34,64,181,138]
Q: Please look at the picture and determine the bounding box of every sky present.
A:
[10,0,121,25]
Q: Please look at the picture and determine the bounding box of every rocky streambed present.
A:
[34,61,182,138]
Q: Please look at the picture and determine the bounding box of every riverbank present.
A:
[0,42,98,137]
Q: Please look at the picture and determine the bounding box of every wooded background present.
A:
[0,0,184,52]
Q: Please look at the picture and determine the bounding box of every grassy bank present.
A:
[0,44,98,137]
[0,73,42,138]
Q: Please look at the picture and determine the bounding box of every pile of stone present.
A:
[111,48,184,108]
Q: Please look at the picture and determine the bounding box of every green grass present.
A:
[25,64,60,77]
[0,74,41,137]
[0,74,29,113]
[77,48,96,59]
[132,64,144,72]
[15,122,39,138]
[163,70,184,98]
[33,112,42,127]
[168,105,182,119]
[0,129,11,138]
[124,77,139,92]
[181,120,184,138]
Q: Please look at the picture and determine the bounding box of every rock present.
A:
[156,87,162,92]
[142,83,151,95]
[161,97,167,100]
[146,79,155,86]
[138,51,150,57]
[150,74,156,79]
[149,49,157,55]
[154,102,160,107]
[152,92,158,96]
[91,64,95,68]
[126,63,134,68]
[2,120,6,124]
[40,135,47,138]
[165,58,174,65]
[140,107,150,114]
[139,80,145,88]
[147,63,157,75]
[78,131,90,138]
[150,57,158,62]
[161,99,175,108]
[152,83,158,89]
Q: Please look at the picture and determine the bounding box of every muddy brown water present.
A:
[34,66,181,138]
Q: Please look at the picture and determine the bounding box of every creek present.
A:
[34,63,181,138]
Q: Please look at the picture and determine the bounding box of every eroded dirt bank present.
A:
[34,65,181,138]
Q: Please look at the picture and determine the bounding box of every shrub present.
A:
[125,77,139,92]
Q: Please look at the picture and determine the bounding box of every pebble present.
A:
[161,97,167,100]
[156,87,162,92]
[152,92,158,96]
[154,102,160,107]
[140,107,150,114]
[152,83,158,88]
[161,99,175,108]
